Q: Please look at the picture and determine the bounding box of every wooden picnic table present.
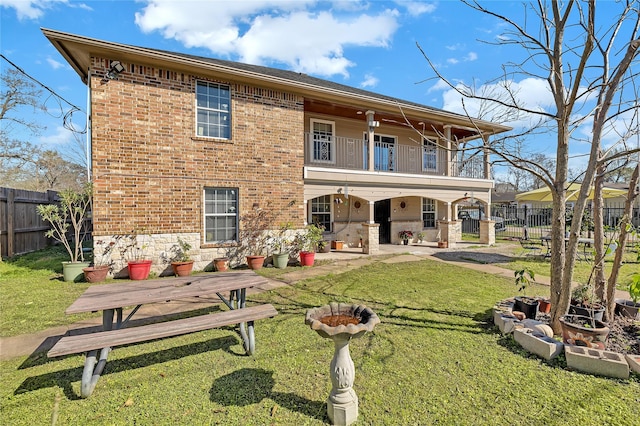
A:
[540,235,594,260]
[47,270,278,398]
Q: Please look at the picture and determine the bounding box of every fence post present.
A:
[7,188,15,258]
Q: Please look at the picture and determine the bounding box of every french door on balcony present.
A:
[311,119,335,164]
[364,133,396,171]
[423,138,437,172]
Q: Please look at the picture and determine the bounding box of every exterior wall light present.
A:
[106,60,125,79]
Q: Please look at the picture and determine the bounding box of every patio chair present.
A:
[518,238,542,257]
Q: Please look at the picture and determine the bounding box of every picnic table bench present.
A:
[47,270,278,398]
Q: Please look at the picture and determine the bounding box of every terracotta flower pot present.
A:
[128,260,152,280]
[171,261,193,277]
[82,265,110,283]
[559,314,610,350]
[214,257,229,272]
[246,255,265,270]
[537,298,551,314]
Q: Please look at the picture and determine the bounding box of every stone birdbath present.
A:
[305,302,380,426]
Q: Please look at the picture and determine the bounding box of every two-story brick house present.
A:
[43,28,511,274]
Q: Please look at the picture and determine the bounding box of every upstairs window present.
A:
[196,81,231,139]
[311,119,335,163]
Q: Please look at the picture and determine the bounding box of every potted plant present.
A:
[37,183,92,282]
[213,257,230,272]
[615,273,640,319]
[512,268,539,319]
[417,232,425,244]
[559,314,610,350]
[569,283,605,321]
[398,230,413,245]
[169,237,194,277]
[240,200,295,270]
[83,239,115,283]
[121,229,152,280]
[297,224,324,267]
[271,222,293,269]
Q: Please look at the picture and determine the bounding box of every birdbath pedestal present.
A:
[305,303,380,426]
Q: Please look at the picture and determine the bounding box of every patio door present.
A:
[364,134,396,171]
[374,199,391,244]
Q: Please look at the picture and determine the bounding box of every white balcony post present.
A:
[483,134,491,180]
[443,125,452,177]
[366,110,375,172]
[368,201,375,224]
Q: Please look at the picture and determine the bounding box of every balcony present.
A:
[303,133,487,179]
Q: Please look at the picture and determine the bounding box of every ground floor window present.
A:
[422,198,436,228]
[204,188,238,243]
[310,195,331,231]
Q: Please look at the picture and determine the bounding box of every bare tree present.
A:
[420,0,640,332]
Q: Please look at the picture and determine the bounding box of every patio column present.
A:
[366,110,376,172]
[479,220,495,245]
[443,125,452,177]
[367,201,375,224]
[303,200,308,226]
[362,222,379,254]
[483,134,490,179]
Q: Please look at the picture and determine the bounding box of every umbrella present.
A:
[516,183,627,202]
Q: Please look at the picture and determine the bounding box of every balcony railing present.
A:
[304,133,486,179]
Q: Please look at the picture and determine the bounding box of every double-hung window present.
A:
[422,198,436,228]
[310,195,331,231]
[196,81,231,139]
[204,188,238,243]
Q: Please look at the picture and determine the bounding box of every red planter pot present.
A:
[214,257,229,272]
[300,251,315,267]
[128,260,152,280]
[559,314,610,350]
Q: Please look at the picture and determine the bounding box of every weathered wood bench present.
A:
[47,271,278,398]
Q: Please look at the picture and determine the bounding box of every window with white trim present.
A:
[311,119,335,163]
[196,81,231,139]
[310,195,331,231]
[204,188,238,243]
[422,198,436,228]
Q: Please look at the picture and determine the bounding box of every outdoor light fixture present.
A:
[106,60,125,79]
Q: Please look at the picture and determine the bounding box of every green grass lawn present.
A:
[1,249,638,425]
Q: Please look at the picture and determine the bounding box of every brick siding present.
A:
[90,57,305,263]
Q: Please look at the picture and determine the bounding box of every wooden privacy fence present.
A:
[0,187,59,258]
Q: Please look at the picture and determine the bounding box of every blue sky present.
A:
[0,0,633,179]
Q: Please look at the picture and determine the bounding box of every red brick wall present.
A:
[90,57,305,245]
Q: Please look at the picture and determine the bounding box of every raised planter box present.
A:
[564,345,629,379]
[626,354,640,375]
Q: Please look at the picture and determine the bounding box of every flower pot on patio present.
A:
[128,260,152,280]
[171,260,194,277]
[82,265,110,283]
[272,252,289,269]
[246,255,265,270]
[568,303,605,321]
[300,251,315,267]
[438,241,448,248]
[214,257,229,272]
[63,261,91,282]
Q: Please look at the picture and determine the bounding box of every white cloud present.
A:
[38,125,74,145]
[360,73,378,88]
[399,1,437,16]
[0,0,67,20]
[134,1,400,77]
[446,58,459,65]
[446,51,477,65]
[46,56,65,70]
[465,52,478,61]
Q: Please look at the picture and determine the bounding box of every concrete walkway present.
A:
[0,241,629,360]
